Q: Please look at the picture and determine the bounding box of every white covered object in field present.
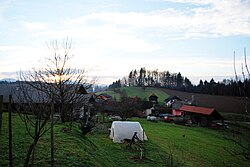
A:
[109,121,147,143]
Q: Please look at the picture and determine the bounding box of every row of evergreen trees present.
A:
[127,68,191,88]
[109,67,250,97]
[109,68,193,90]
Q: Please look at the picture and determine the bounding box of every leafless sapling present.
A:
[15,82,52,167]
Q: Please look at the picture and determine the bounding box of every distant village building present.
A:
[149,93,158,104]
[144,106,155,116]
[95,94,108,104]
[164,95,182,107]
[98,93,112,100]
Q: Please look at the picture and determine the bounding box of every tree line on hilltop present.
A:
[109,67,250,97]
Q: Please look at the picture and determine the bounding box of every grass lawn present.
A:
[0,112,249,167]
[99,87,169,104]
[138,119,249,167]
[120,87,169,103]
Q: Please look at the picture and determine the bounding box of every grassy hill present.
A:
[98,87,169,104]
[99,87,250,119]
[1,112,249,167]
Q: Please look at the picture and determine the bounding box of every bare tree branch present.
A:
[15,38,95,166]
[244,48,250,77]
[234,51,239,82]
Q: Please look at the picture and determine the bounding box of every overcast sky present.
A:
[0,0,250,84]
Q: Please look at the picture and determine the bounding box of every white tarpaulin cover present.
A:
[109,121,148,143]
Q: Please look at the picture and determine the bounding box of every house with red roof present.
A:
[173,105,224,126]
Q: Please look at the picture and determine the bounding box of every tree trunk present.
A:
[31,146,35,167]
[23,138,38,167]
[8,95,13,167]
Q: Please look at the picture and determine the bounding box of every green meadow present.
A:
[99,87,169,104]
[0,112,249,167]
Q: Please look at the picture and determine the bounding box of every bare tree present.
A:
[16,83,52,167]
[234,51,239,82]
[117,96,142,120]
[244,48,250,77]
[20,39,94,123]
[159,142,186,167]
[16,39,95,166]
[228,49,250,160]
[50,96,55,167]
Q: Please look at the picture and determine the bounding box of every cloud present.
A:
[20,21,48,30]
[0,45,25,52]
[0,45,46,72]
[63,1,250,39]
[0,0,15,13]
[0,0,13,25]
[0,71,18,80]
[160,0,213,5]
[1,0,249,84]
[42,25,161,54]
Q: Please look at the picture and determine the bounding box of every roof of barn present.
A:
[179,105,215,115]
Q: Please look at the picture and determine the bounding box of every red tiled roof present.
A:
[179,105,215,115]
[96,95,108,100]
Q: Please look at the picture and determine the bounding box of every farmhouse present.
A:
[98,93,112,100]
[148,93,158,104]
[171,100,192,116]
[0,82,95,120]
[94,94,108,104]
[174,105,224,126]
[164,95,182,107]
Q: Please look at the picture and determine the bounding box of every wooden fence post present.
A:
[51,96,55,167]
[8,95,13,167]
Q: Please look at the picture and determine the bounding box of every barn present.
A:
[176,105,224,126]
[148,93,158,104]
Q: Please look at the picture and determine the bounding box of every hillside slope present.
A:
[100,87,169,104]
[0,113,249,167]
[101,87,249,114]
[160,88,249,114]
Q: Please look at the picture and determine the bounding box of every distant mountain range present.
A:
[0,78,17,82]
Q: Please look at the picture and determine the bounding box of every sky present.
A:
[0,0,250,85]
